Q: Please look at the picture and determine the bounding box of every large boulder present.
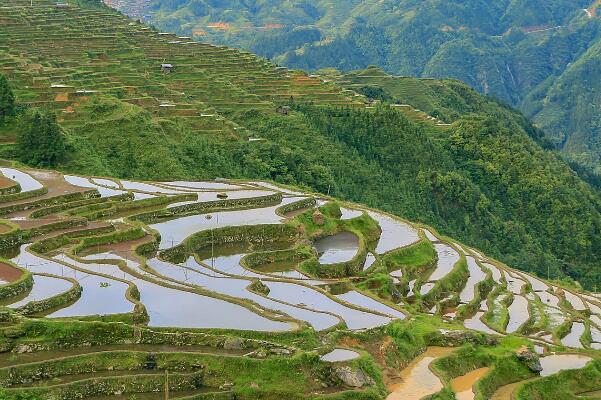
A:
[334,366,375,387]
[516,346,543,373]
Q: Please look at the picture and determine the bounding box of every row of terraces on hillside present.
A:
[2,166,601,398]
[0,0,364,139]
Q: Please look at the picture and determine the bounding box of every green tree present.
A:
[0,74,15,120]
[17,109,67,167]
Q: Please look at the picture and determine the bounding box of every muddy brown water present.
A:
[79,234,155,260]
[386,347,454,400]
[0,223,13,234]
[0,261,23,283]
[451,367,490,400]
[0,175,15,189]
[490,381,526,400]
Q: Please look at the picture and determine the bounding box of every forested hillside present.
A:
[2,0,601,290]
[127,0,601,178]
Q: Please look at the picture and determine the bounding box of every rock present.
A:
[516,346,543,373]
[247,349,268,358]
[312,211,325,226]
[219,382,234,390]
[15,344,34,354]
[334,366,375,388]
[224,337,246,350]
[438,329,479,344]
[270,347,292,356]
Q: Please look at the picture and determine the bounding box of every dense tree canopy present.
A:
[0,74,14,120]
[16,109,67,167]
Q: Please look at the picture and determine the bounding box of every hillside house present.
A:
[160,63,173,73]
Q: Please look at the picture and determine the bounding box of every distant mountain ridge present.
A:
[124,0,601,177]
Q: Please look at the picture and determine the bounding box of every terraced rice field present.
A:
[1,166,601,399]
[0,0,363,141]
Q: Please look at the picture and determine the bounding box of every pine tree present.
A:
[17,109,66,167]
[0,74,15,120]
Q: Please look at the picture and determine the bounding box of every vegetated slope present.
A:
[136,0,601,177]
[1,0,601,289]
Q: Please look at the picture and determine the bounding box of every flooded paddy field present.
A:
[386,347,454,399]
[367,210,419,253]
[6,274,73,309]
[427,243,461,282]
[459,257,487,304]
[320,349,360,362]
[451,367,489,400]
[314,232,360,264]
[506,295,530,333]
[1,167,600,399]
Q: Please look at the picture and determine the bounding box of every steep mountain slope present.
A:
[133,0,601,176]
[1,0,601,290]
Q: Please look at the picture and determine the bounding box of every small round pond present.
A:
[314,232,359,264]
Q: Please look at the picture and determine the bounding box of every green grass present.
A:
[383,239,436,275]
